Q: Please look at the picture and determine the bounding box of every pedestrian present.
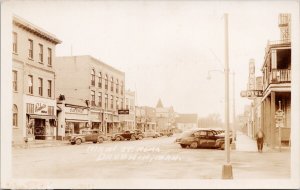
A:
[255,129,265,153]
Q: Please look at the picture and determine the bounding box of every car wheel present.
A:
[98,137,104,143]
[220,143,225,150]
[75,138,82,145]
[71,142,75,145]
[190,142,198,149]
[180,144,187,148]
[116,136,121,141]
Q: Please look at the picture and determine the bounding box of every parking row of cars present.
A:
[69,129,173,145]
[175,128,233,150]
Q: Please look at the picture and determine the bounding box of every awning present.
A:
[65,119,89,123]
[28,114,57,120]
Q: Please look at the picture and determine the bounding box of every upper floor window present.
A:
[126,98,129,109]
[111,77,114,92]
[121,81,124,95]
[105,94,108,109]
[120,98,123,109]
[110,95,114,109]
[91,91,95,106]
[38,78,43,96]
[13,32,17,53]
[116,97,119,110]
[13,104,18,128]
[47,48,52,66]
[91,69,95,86]
[98,72,102,88]
[12,70,17,91]
[98,92,102,107]
[28,75,33,94]
[105,74,108,90]
[116,79,119,93]
[39,44,43,63]
[47,80,52,98]
[28,39,33,59]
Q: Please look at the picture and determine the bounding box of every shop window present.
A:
[13,32,17,53]
[12,70,17,91]
[28,39,33,59]
[13,104,18,128]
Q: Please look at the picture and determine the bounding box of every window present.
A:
[116,97,119,110]
[98,92,102,107]
[98,72,102,88]
[91,91,95,106]
[91,69,95,86]
[28,39,33,59]
[13,32,17,53]
[105,94,108,109]
[121,98,123,109]
[116,79,119,93]
[110,95,114,109]
[105,74,108,90]
[38,78,43,96]
[39,44,43,63]
[121,81,124,95]
[111,77,114,92]
[126,98,129,109]
[12,70,17,91]
[47,80,52,97]
[13,104,18,128]
[26,103,34,114]
[47,48,52,66]
[28,75,33,94]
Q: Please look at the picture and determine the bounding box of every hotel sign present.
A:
[240,90,263,98]
[118,109,129,114]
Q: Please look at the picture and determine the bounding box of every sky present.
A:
[6,0,298,121]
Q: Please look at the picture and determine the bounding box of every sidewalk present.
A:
[234,131,290,152]
[13,139,70,149]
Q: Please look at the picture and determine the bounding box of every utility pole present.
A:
[231,72,236,149]
[222,13,233,179]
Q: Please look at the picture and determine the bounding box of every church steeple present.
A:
[156,99,164,108]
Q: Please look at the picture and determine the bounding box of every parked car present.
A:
[70,129,107,145]
[111,130,144,141]
[144,131,160,138]
[175,128,229,149]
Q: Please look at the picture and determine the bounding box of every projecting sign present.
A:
[118,109,129,114]
[240,90,263,98]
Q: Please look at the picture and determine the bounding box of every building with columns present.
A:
[55,55,125,138]
[12,15,61,143]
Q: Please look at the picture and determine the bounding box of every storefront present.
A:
[57,101,89,140]
[90,110,103,131]
[25,97,57,140]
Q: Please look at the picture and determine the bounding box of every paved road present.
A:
[12,134,290,179]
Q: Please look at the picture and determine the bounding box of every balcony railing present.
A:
[264,69,291,90]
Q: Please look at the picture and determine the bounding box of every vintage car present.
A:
[143,131,160,138]
[70,129,107,145]
[111,130,144,141]
[175,128,229,149]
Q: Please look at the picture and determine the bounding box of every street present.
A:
[12,133,290,179]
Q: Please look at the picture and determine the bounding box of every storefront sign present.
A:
[240,90,263,98]
[70,107,84,113]
[66,106,88,114]
[118,109,129,114]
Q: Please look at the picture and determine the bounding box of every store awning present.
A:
[65,119,89,123]
[28,114,57,120]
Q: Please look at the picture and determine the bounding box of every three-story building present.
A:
[12,16,61,143]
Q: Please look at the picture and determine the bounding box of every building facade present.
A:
[155,99,176,133]
[12,16,61,143]
[119,90,136,131]
[55,55,125,138]
[175,114,198,132]
[261,14,291,147]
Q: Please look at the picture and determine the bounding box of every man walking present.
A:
[255,129,265,153]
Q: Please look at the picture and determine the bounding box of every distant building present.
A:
[144,106,157,132]
[55,55,125,137]
[12,16,61,143]
[135,106,146,131]
[175,114,198,131]
[155,99,176,132]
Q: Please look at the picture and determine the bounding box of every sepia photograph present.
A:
[1,0,300,189]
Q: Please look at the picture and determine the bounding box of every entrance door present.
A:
[74,123,80,134]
